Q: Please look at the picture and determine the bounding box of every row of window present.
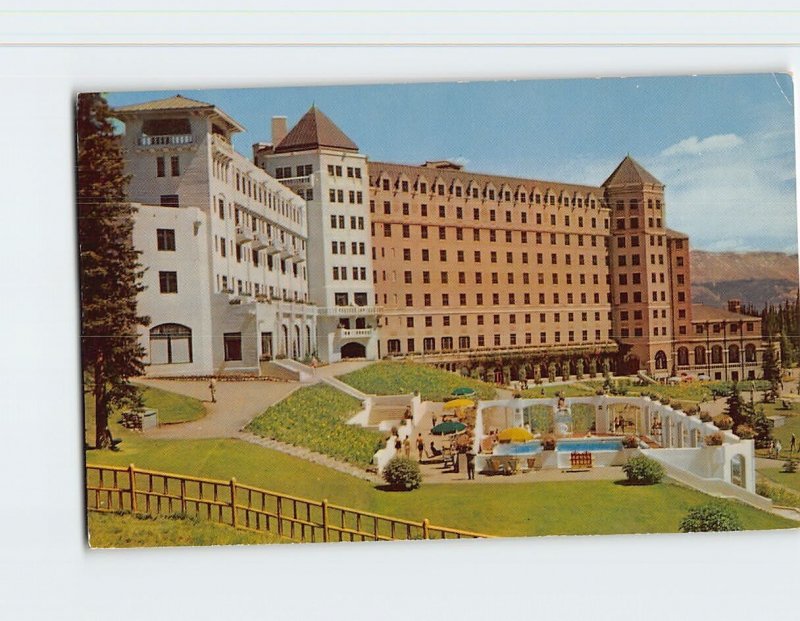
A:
[329,215,366,230]
[392,310,607,327]
[216,274,306,302]
[375,223,605,247]
[371,201,607,229]
[616,253,675,267]
[381,269,603,287]
[274,164,314,179]
[332,266,368,281]
[615,217,664,230]
[614,198,663,212]
[679,344,758,366]
[331,241,366,255]
[618,291,669,304]
[373,176,604,208]
[390,289,604,307]
[155,156,180,178]
[385,328,610,354]
[328,164,362,179]
[329,189,364,204]
[696,321,756,334]
[376,244,604,268]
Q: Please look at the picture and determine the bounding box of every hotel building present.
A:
[110,94,769,381]
[114,95,316,376]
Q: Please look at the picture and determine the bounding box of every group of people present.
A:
[393,431,476,479]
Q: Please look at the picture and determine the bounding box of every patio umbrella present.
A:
[431,421,467,435]
[497,427,534,443]
[443,398,475,410]
[451,387,476,396]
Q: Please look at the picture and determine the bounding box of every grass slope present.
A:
[338,361,497,401]
[246,384,384,467]
[88,511,284,548]
[87,434,796,538]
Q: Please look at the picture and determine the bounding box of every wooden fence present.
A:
[86,463,490,543]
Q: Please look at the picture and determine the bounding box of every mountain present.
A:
[690,251,799,309]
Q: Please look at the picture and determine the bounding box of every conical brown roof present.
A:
[274,106,358,153]
[602,155,663,188]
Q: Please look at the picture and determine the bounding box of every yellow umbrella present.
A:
[443,398,475,410]
[497,427,534,443]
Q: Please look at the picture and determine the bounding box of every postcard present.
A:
[78,75,799,547]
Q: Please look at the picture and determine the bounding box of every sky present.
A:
[107,74,798,253]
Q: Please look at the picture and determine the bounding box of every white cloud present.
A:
[661,133,744,157]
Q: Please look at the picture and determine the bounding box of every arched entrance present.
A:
[341,342,366,359]
[731,454,746,488]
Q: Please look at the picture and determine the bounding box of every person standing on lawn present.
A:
[416,433,425,460]
[790,433,796,453]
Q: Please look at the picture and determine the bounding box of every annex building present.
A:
[112,94,769,381]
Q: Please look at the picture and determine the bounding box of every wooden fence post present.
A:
[180,478,187,514]
[422,518,430,540]
[230,478,238,528]
[128,464,137,514]
[321,499,329,543]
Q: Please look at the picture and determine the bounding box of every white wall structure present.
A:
[115,95,317,376]
[473,394,759,497]
[254,108,378,363]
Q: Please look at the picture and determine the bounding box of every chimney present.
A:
[727,299,741,314]
[272,116,288,145]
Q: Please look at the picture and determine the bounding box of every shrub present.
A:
[382,457,422,491]
[659,396,671,405]
[713,415,734,430]
[698,412,712,423]
[757,480,800,507]
[542,435,556,450]
[734,424,755,440]
[622,435,639,449]
[704,432,723,446]
[782,459,799,474]
[679,502,742,532]
[621,455,664,485]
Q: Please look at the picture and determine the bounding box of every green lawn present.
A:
[88,511,285,548]
[246,384,385,467]
[754,409,800,460]
[87,432,796,537]
[760,467,800,494]
[84,383,205,442]
[519,383,596,398]
[338,361,497,401]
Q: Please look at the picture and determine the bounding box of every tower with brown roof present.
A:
[255,106,378,363]
[603,156,676,376]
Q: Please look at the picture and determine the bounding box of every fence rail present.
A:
[86,464,490,543]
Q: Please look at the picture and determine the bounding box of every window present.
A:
[149,323,192,364]
[156,228,175,251]
[159,271,178,293]
[171,156,180,176]
[223,333,242,361]
[156,156,165,177]
[160,194,179,208]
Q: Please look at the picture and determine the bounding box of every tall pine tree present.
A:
[77,93,149,448]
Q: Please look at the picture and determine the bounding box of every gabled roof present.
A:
[602,155,663,188]
[274,106,358,153]
[112,94,245,132]
[113,94,214,113]
[692,304,760,323]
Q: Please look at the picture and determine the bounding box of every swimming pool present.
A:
[494,441,542,455]
[556,439,623,452]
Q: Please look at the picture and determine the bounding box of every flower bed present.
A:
[338,361,497,402]
[246,384,385,467]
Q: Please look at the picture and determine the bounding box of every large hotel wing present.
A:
[113,95,768,382]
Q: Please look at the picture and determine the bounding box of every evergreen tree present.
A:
[77,92,149,448]
[762,340,782,403]
[724,382,748,429]
[748,406,774,449]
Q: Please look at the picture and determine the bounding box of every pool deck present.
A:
[418,457,625,484]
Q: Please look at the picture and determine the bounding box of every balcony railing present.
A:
[138,134,193,146]
[279,175,314,188]
[235,226,254,244]
[337,328,374,339]
[320,305,381,317]
[252,232,270,251]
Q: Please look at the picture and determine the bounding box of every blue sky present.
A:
[107,74,797,253]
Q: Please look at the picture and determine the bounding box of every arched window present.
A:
[149,323,192,364]
[654,350,668,370]
[729,344,740,363]
[711,345,723,364]
[695,346,706,365]
[677,347,689,366]
[745,344,756,362]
